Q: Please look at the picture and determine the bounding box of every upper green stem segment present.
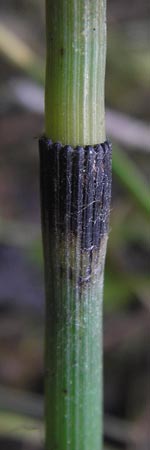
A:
[45,0,106,146]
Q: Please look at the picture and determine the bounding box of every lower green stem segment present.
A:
[39,138,111,450]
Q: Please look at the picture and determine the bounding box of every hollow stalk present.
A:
[45,0,106,145]
[40,1,111,449]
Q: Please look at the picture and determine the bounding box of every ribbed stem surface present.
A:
[40,138,111,450]
[45,0,106,145]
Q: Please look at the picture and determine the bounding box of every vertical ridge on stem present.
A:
[39,138,111,450]
[45,0,106,145]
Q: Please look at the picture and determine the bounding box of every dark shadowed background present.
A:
[0,1,150,449]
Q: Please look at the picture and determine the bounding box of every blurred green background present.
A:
[0,1,150,449]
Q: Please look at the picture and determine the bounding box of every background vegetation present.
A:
[0,0,150,448]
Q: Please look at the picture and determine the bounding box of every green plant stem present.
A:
[41,1,111,449]
[40,139,111,450]
[45,0,106,145]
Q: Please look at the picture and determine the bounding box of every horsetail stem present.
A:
[40,1,111,449]
[45,0,106,146]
